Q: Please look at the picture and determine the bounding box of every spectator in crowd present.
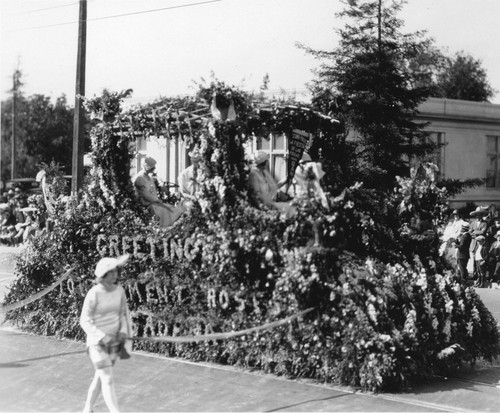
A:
[18,205,41,244]
[13,200,26,223]
[455,222,471,283]
[487,204,498,226]
[487,229,500,287]
[0,194,47,246]
[0,204,16,243]
[7,190,15,205]
[439,209,464,257]
[13,187,28,206]
[469,207,489,280]
[473,235,488,287]
[133,157,183,228]
[486,217,500,245]
[12,202,33,245]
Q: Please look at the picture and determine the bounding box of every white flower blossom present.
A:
[404,309,417,333]
[367,303,378,324]
[466,321,474,337]
[443,319,451,341]
[437,344,463,359]
[471,306,481,323]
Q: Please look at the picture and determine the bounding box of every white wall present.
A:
[419,98,500,207]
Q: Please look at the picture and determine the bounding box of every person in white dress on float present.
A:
[80,255,132,413]
[133,157,183,227]
[178,147,204,209]
[289,152,329,209]
[248,150,293,216]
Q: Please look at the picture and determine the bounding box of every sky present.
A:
[0,0,499,106]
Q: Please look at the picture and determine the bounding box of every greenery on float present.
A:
[4,87,499,392]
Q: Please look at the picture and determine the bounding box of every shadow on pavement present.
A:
[0,349,86,367]
[0,362,28,368]
[265,393,351,412]
[397,369,500,396]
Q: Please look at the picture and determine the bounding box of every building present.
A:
[133,97,500,208]
[132,130,315,189]
[131,135,191,189]
[417,98,500,207]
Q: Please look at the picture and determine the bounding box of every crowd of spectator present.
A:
[441,204,500,288]
[0,188,47,246]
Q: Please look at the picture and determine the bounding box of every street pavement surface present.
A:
[1,246,499,412]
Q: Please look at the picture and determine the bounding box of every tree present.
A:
[1,90,76,180]
[302,0,439,190]
[435,51,496,102]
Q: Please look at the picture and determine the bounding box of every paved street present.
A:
[0,245,20,305]
[1,246,499,412]
[1,327,499,413]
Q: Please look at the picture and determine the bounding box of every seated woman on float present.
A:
[290,152,329,210]
[248,150,293,216]
[177,147,206,211]
[133,157,183,227]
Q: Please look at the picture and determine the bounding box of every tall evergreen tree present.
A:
[303,0,439,189]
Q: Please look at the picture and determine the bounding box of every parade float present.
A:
[3,85,499,392]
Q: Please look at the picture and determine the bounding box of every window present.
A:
[253,130,312,182]
[132,137,148,177]
[414,132,445,180]
[486,136,500,188]
[430,132,445,179]
[255,133,288,182]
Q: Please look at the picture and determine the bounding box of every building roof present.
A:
[418,97,500,124]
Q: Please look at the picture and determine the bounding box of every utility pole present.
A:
[71,0,87,199]
[11,71,19,180]
[377,0,382,54]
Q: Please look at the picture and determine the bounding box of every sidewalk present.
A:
[0,326,499,412]
[1,246,500,412]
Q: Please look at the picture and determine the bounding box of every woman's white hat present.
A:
[470,206,488,217]
[143,157,157,169]
[253,150,269,165]
[95,254,130,279]
[188,147,202,159]
[300,152,312,163]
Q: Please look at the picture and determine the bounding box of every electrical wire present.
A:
[15,0,94,15]
[7,0,222,32]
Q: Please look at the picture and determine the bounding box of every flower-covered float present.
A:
[4,84,499,391]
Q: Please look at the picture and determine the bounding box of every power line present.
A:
[16,0,93,15]
[7,0,222,32]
